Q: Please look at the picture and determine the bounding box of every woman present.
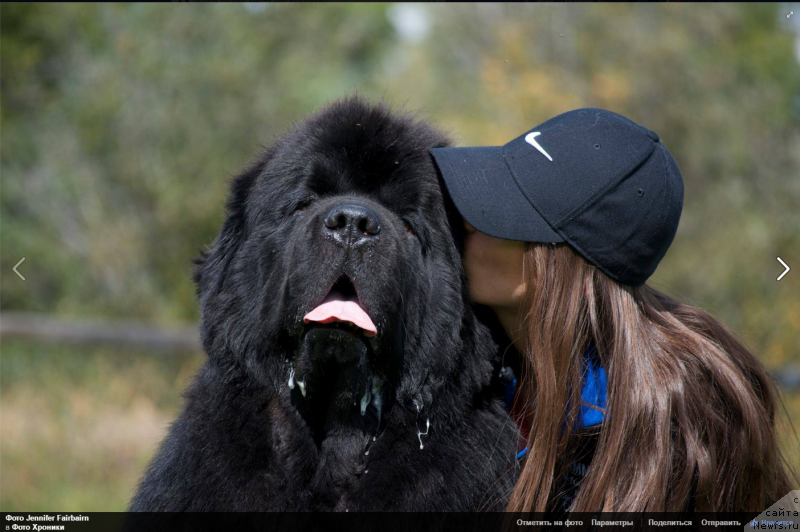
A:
[430,108,794,512]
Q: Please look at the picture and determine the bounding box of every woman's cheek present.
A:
[463,233,525,307]
[464,250,489,303]
[462,237,488,302]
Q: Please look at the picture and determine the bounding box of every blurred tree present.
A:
[1,3,798,366]
[1,3,398,322]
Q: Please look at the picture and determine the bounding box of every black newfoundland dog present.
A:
[130,97,519,512]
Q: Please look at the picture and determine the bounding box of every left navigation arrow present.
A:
[13,257,26,281]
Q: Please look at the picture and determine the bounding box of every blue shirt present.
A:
[579,342,607,428]
[508,342,607,460]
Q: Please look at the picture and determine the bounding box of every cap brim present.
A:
[430,146,563,243]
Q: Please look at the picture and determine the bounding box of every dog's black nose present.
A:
[324,204,381,241]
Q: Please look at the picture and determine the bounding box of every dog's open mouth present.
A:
[303,276,377,338]
[293,276,388,441]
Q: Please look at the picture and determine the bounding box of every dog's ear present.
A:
[193,148,274,298]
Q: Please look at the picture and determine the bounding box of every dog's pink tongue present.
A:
[303,292,377,337]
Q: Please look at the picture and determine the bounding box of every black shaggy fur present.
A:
[129,97,519,512]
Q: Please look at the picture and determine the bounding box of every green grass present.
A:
[1,339,798,511]
[0,339,203,511]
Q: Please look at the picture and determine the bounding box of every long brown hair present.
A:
[507,243,794,512]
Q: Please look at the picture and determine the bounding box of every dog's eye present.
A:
[402,219,415,236]
[294,200,312,213]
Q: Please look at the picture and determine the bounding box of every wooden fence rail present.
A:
[1,311,798,389]
[0,311,201,353]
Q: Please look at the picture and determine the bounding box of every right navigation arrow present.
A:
[777,257,790,281]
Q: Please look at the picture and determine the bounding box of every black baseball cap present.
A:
[430,108,684,287]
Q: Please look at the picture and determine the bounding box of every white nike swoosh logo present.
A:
[524,132,553,162]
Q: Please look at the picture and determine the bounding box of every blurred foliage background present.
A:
[1,2,799,511]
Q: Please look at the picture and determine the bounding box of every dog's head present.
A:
[194,97,495,434]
